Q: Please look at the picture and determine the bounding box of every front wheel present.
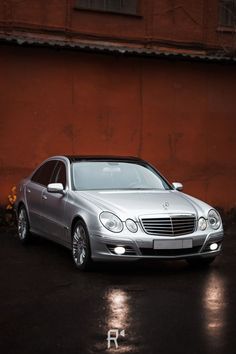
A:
[72,221,93,271]
[17,206,32,244]
[186,256,216,267]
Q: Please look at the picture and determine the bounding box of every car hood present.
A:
[78,190,211,220]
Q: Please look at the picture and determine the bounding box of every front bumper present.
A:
[90,229,224,261]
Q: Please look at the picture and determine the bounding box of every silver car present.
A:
[16,156,224,270]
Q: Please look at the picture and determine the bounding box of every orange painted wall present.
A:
[0,44,235,210]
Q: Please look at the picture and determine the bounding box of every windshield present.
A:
[71,161,172,191]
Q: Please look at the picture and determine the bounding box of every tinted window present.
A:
[219,0,236,27]
[51,161,67,188]
[31,160,57,186]
[75,0,138,15]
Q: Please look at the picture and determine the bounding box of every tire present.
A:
[17,206,32,244]
[186,256,216,267]
[72,220,93,271]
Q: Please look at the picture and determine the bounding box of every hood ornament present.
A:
[162,201,169,210]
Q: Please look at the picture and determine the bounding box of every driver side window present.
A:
[51,161,67,189]
[31,160,57,187]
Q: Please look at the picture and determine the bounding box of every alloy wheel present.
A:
[18,208,27,240]
[72,225,87,266]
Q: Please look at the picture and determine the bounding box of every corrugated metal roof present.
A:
[1,33,236,63]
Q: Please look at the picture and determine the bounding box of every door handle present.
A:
[42,195,47,200]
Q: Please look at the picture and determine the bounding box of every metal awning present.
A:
[1,33,236,64]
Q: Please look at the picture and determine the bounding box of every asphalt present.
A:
[0,227,236,354]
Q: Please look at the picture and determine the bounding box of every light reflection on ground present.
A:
[104,288,135,353]
[106,288,129,329]
[203,271,226,344]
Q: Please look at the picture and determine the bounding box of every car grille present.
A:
[141,215,196,236]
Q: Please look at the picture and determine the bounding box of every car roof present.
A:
[64,155,147,164]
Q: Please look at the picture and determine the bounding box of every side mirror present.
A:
[47,183,64,194]
[172,182,183,191]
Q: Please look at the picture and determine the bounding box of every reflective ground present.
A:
[0,228,235,354]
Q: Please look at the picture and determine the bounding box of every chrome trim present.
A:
[140,213,196,236]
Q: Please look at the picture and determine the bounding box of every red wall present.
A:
[0,44,236,210]
[0,0,234,53]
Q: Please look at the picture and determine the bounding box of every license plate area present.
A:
[153,239,193,250]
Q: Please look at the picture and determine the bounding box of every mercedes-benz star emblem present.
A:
[162,201,169,210]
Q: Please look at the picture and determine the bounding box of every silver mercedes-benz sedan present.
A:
[16,156,224,270]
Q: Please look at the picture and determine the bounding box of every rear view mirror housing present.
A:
[47,183,64,194]
[172,182,183,191]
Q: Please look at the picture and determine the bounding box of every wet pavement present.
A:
[0,228,236,354]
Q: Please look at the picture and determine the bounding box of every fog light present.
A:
[114,246,126,255]
[210,243,218,251]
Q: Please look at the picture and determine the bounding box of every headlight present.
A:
[126,219,138,233]
[208,209,221,230]
[100,212,123,233]
[198,217,207,231]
